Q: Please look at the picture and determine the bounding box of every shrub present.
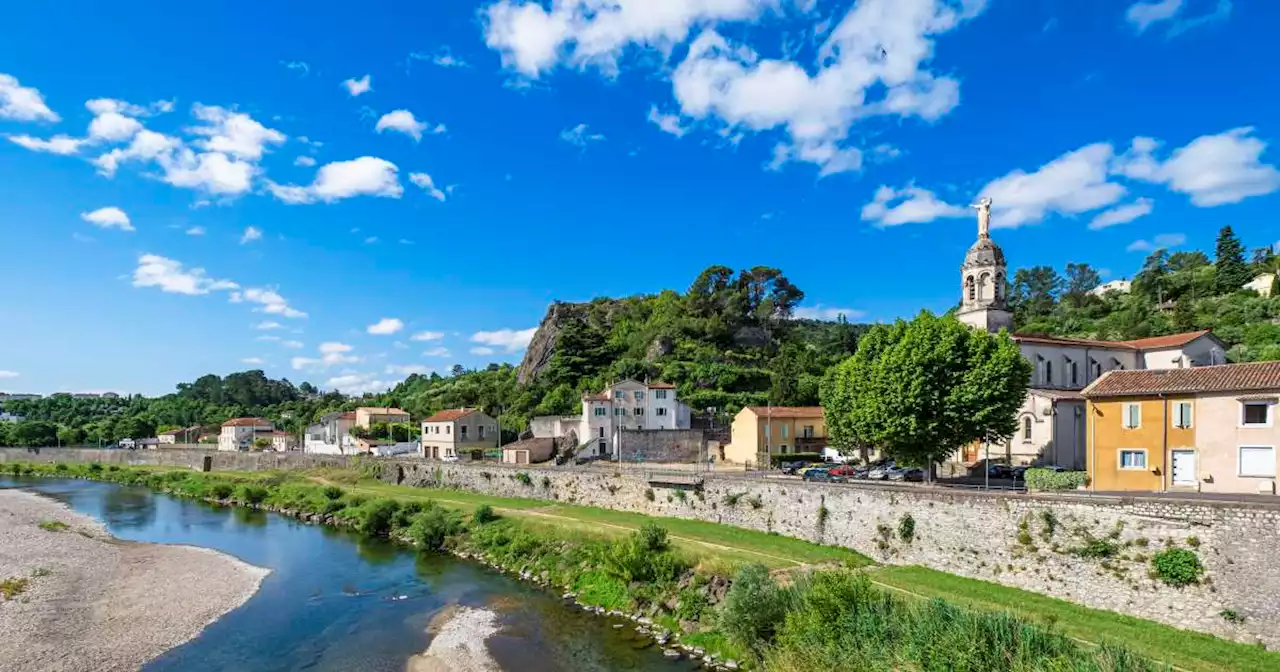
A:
[239,485,269,505]
[1,577,31,601]
[54,463,68,472]
[541,476,552,489]
[409,506,462,549]
[392,501,426,530]
[1152,548,1202,587]
[602,525,685,584]
[637,523,669,552]
[1024,469,1088,491]
[354,499,401,537]
[898,514,915,543]
[514,472,533,486]
[210,483,235,500]
[472,504,499,525]
[724,492,744,506]
[106,465,120,472]
[87,463,102,473]
[748,495,763,509]
[644,488,655,502]
[719,563,791,658]
[322,486,344,501]
[675,587,708,622]
[321,500,347,515]
[1220,609,1245,624]
[1073,536,1120,559]
[38,520,69,532]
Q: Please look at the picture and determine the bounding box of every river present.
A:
[0,477,691,672]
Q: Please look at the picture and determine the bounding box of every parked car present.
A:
[797,463,828,476]
[802,468,831,482]
[850,465,871,479]
[987,463,1012,479]
[781,461,808,475]
[827,464,858,478]
[885,466,909,481]
[867,460,897,480]
[900,468,925,482]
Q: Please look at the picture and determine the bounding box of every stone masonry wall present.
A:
[619,429,705,463]
[4,447,1277,648]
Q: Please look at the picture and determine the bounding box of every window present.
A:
[1119,449,1148,470]
[781,425,789,439]
[599,439,606,452]
[1070,360,1079,386]
[1242,402,1273,427]
[445,426,450,435]
[614,408,624,416]
[780,445,789,454]
[460,426,467,440]
[598,427,605,438]
[594,407,606,417]
[1173,402,1193,429]
[615,391,624,399]
[966,276,975,301]
[655,390,668,399]
[633,407,644,415]
[634,391,645,401]
[478,425,487,440]
[656,407,667,416]
[1238,446,1276,477]
[802,425,815,438]
[1123,403,1141,429]
[1044,360,1053,385]
[1090,358,1101,380]
[1022,417,1032,441]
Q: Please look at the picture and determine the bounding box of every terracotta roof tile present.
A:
[743,406,825,418]
[1082,361,1280,398]
[1118,330,1214,349]
[424,408,476,423]
[221,417,271,427]
[1012,329,1214,351]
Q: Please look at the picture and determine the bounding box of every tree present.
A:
[821,312,1030,469]
[1010,266,1062,320]
[1134,249,1171,304]
[252,437,271,451]
[1063,263,1101,308]
[450,365,465,377]
[1214,225,1251,294]
[1272,273,1280,299]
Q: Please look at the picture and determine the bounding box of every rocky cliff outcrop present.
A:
[516,302,573,384]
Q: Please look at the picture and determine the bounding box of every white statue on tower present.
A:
[971,197,992,238]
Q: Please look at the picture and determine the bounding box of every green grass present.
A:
[37,520,69,532]
[1,577,30,601]
[680,631,751,663]
[573,570,632,612]
[869,566,1280,672]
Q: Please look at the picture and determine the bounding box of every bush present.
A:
[769,453,822,467]
[357,499,401,537]
[719,563,792,658]
[1024,469,1088,491]
[321,500,347,515]
[1152,548,1203,587]
[514,472,533,486]
[239,485,269,505]
[322,486,344,501]
[637,523,669,552]
[409,506,462,549]
[87,463,102,473]
[210,483,235,500]
[898,514,915,543]
[54,463,68,472]
[472,504,499,525]
[1073,535,1120,559]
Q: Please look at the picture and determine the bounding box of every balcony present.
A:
[795,436,828,451]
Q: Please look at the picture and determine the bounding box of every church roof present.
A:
[1012,329,1216,351]
[962,237,1005,268]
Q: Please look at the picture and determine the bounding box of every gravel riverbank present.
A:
[407,605,502,672]
[0,489,269,672]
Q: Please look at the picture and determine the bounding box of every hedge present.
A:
[1024,468,1088,491]
[770,453,823,466]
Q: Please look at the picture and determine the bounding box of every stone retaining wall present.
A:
[5,447,1277,648]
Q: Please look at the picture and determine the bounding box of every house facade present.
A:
[1083,361,1280,494]
[420,408,498,460]
[530,380,693,459]
[218,418,275,452]
[724,406,827,466]
[952,204,1227,470]
[304,411,358,455]
[354,407,410,427]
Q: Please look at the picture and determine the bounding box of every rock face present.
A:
[517,302,574,384]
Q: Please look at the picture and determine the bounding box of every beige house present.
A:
[218,418,274,452]
[355,406,410,427]
[725,406,827,466]
[1083,361,1280,495]
[420,408,498,461]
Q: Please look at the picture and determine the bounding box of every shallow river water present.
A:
[1,477,689,672]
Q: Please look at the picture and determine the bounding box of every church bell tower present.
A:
[956,197,1014,333]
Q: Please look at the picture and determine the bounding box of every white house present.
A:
[1089,279,1132,297]
[530,380,692,459]
[218,417,275,452]
[953,201,1228,470]
[1245,273,1276,298]
[0,411,24,423]
[304,411,358,455]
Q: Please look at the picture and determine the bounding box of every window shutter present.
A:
[1239,447,1276,477]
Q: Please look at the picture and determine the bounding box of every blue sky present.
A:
[2,0,1278,396]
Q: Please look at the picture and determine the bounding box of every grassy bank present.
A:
[6,461,1275,671]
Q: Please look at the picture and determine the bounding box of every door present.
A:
[1171,450,1197,486]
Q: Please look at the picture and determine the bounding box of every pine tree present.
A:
[1270,273,1280,298]
[1213,225,1250,294]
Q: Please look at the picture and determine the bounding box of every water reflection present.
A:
[0,477,688,672]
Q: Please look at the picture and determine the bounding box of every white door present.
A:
[1171,450,1197,486]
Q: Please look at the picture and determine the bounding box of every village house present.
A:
[158,425,201,445]
[1082,361,1280,495]
[218,418,275,452]
[952,198,1227,471]
[267,430,298,452]
[354,406,410,427]
[420,408,499,461]
[530,379,692,459]
[724,406,828,466]
[304,411,358,455]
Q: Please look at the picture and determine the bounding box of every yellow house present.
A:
[725,406,827,466]
[1082,362,1280,494]
[355,407,411,428]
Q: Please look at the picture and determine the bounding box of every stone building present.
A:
[530,379,692,459]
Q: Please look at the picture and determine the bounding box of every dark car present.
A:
[802,468,831,482]
[782,461,807,475]
[901,468,925,482]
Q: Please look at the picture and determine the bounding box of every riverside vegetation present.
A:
[8,461,1280,672]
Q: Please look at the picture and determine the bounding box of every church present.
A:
[951,199,1226,470]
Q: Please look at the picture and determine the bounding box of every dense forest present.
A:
[2,230,1277,448]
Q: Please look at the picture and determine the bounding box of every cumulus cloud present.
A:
[471,327,537,353]
[0,73,59,122]
[1087,198,1154,230]
[980,143,1126,228]
[386,364,430,376]
[0,370,19,379]
[281,340,304,349]
[409,172,447,201]
[132,254,238,295]
[186,226,206,236]
[860,184,967,227]
[1127,233,1186,253]
[81,206,135,232]
[323,372,398,395]
[470,346,497,356]
[266,156,403,204]
[188,104,286,161]
[255,321,283,330]
[367,317,405,335]
[647,105,689,137]
[1113,128,1280,207]
[292,342,361,371]
[241,357,265,365]
[423,346,451,358]
[342,75,373,96]
[560,123,605,147]
[411,331,444,341]
[7,134,84,154]
[375,109,436,141]
[1125,0,1182,33]
[294,155,317,167]
[792,305,866,321]
[240,226,263,244]
[230,287,307,319]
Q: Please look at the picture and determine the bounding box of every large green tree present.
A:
[1214,225,1251,293]
[1010,266,1063,321]
[820,312,1030,468]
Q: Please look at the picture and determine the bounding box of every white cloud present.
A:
[1166,0,1231,37]
[241,357,265,365]
[240,226,263,244]
[375,109,430,141]
[980,142,1126,228]
[231,287,306,319]
[860,184,967,227]
[409,172,447,201]
[323,372,397,395]
[281,340,304,349]
[342,75,373,97]
[281,61,310,75]
[792,305,866,321]
[294,155,317,167]
[411,330,444,341]
[471,327,537,353]
[81,206,135,232]
[255,320,283,330]
[1088,198,1154,230]
[386,364,430,376]
[364,236,379,244]
[93,129,182,177]
[257,335,282,342]
[266,156,403,204]
[186,226,206,236]
[470,346,497,356]
[423,346,451,357]
[1127,233,1186,253]
[161,148,258,195]
[367,317,405,335]
[0,73,59,122]
[7,134,84,154]
[320,342,353,354]
[189,104,286,161]
[292,342,361,371]
[648,106,690,137]
[1125,0,1182,33]
[0,370,18,379]
[86,99,145,142]
[132,254,238,295]
[1113,128,1280,207]
[433,51,469,68]
[560,123,605,147]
